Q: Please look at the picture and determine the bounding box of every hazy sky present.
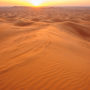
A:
[0,0,90,6]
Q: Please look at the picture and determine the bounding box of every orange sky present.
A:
[0,0,90,6]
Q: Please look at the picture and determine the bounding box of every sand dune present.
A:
[0,7,90,90]
[55,21,90,41]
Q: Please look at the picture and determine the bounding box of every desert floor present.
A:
[0,7,90,90]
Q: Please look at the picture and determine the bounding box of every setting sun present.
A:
[27,0,45,6]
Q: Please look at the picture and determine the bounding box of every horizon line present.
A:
[0,5,90,7]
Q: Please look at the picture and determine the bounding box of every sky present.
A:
[0,0,90,7]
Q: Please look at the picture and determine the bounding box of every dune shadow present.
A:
[31,18,40,22]
[14,20,34,27]
[52,18,63,22]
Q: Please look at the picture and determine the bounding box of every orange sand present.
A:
[0,7,90,90]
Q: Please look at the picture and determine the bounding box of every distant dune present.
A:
[0,7,90,90]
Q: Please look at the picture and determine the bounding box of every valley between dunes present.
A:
[0,7,90,90]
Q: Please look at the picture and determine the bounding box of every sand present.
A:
[0,7,90,90]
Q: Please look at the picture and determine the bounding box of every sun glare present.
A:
[27,0,44,6]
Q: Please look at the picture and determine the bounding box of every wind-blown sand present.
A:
[0,7,90,90]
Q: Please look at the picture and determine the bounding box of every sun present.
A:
[31,1,41,6]
[27,0,44,7]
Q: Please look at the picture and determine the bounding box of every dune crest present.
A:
[55,21,90,41]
